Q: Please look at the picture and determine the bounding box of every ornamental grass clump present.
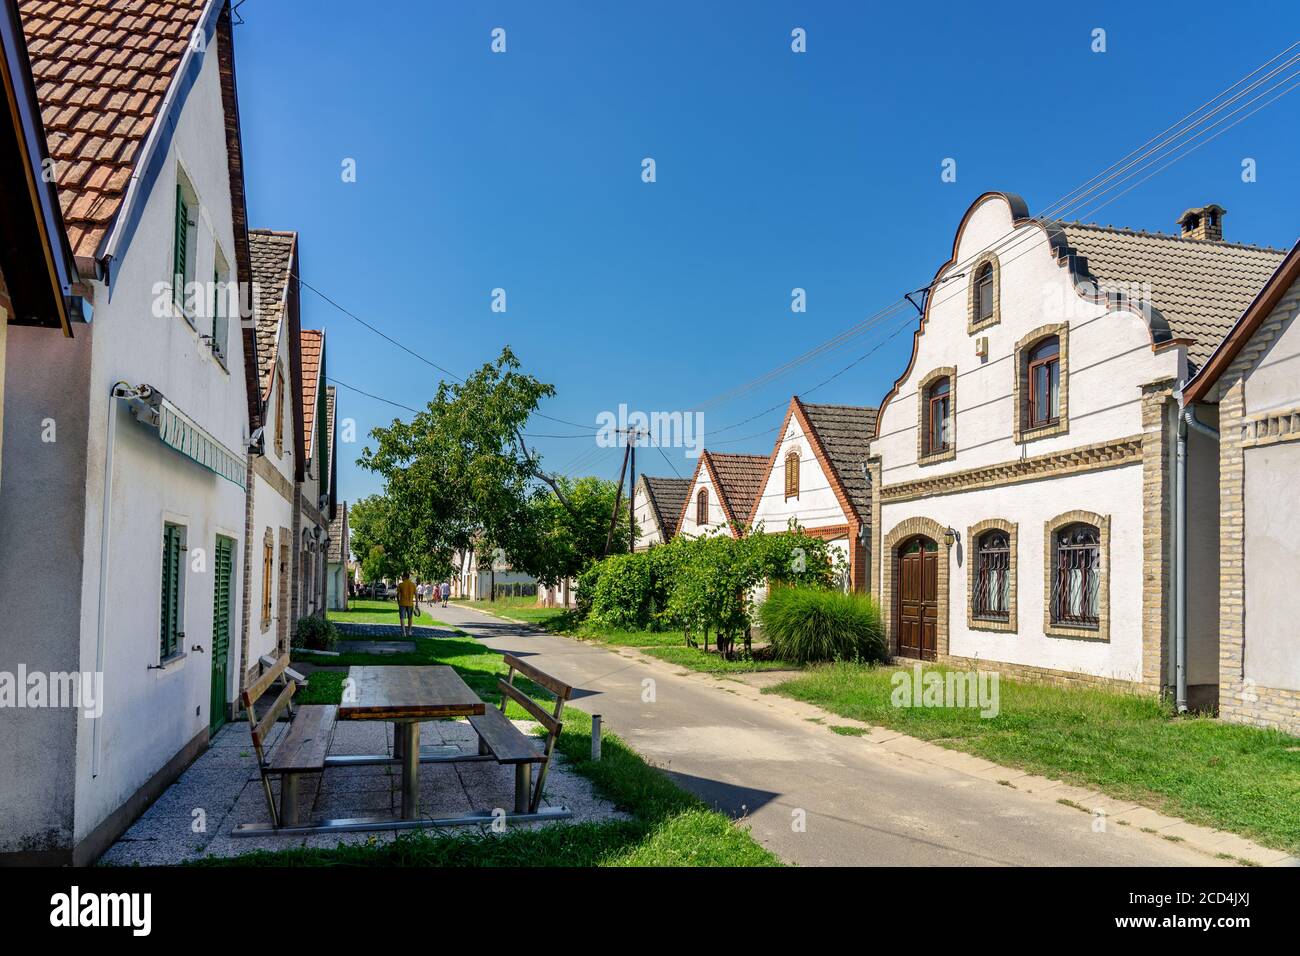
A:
[758,587,885,665]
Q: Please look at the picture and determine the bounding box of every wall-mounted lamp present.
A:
[943,527,957,548]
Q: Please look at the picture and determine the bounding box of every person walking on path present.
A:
[440,581,450,607]
[396,572,417,637]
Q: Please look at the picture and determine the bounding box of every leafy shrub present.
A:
[757,587,885,665]
[293,615,338,651]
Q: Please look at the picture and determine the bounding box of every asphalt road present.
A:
[436,603,1222,867]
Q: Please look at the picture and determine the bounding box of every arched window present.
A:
[1028,336,1060,427]
[926,377,952,454]
[784,451,800,500]
[696,487,709,526]
[1052,522,1100,627]
[975,262,995,323]
[972,530,1010,621]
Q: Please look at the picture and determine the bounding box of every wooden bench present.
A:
[468,653,572,813]
[242,653,337,827]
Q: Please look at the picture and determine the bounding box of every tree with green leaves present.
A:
[358,348,631,586]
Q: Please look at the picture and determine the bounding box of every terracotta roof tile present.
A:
[18,0,209,258]
[248,229,295,399]
[1053,221,1288,372]
[706,452,769,526]
[300,328,323,460]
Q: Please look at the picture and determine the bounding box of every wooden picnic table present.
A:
[338,665,485,819]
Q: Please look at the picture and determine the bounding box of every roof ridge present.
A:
[1055,219,1289,255]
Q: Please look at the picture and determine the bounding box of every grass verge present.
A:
[769,662,1300,853]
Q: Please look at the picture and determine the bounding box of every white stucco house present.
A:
[455,546,537,601]
[0,0,261,864]
[240,229,302,691]
[1183,239,1300,734]
[749,398,877,591]
[868,192,1286,704]
[675,450,767,539]
[632,474,691,550]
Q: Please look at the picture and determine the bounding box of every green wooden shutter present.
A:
[173,186,188,307]
[160,524,182,658]
[210,536,233,733]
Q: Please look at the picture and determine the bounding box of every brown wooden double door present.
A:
[897,536,938,661]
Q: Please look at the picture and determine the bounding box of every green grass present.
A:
[451,596,575,630]
[203,622,779,867]
[769,661,1300,852]
[641,646,799,674]
[326,598,406,626]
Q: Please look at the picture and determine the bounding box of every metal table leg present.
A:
[400,722,420,819]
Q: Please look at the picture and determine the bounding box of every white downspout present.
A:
[1174,400,1220,714]
[91,383,140,777]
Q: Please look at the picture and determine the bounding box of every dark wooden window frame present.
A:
[784,451,800,500]
[975,263,994,323]
[696,487,709,526]
[926,378,952,455]
[1027,336,1061,429]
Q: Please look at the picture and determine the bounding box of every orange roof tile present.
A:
[18,0,209,258]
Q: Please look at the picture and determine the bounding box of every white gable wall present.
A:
[676,462,737,539]
[874,194,1184,685]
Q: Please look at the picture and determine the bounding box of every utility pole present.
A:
[629,433,636,555]
[603,427,645,558]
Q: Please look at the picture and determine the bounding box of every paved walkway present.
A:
[439,603,1296,867]
[102,709,624,865]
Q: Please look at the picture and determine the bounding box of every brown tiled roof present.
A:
[300,328,322,459]
[800,402,878,520]
[248,229,295,399]
[328,502,347,563]
[324,383,336,490]
[706,452,768,526]
[19,0,209,259]
[1053,221,1288,371]
[641,475,691,540]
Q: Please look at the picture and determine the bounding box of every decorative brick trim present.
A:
[883,434,1142,504]
[1013,323,1069,444]
[882,516,952,659]
[869,457,883,599]
[1042,510,1110,642]
[1240,404,1300,448]
[795,523,850,541]
[930,654,1143,695]
[966,518,1017,633]
[966,253,1001,334]
[1140,380,1175,691]
[916,366,957,465]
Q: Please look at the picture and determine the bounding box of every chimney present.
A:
[1177,204,1225,242]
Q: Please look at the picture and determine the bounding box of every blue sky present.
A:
[234,0,1300,503]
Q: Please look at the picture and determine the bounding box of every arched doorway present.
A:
[897,535,938,660]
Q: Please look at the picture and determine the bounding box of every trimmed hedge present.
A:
[757,586,885,665]
[293,615,338,651]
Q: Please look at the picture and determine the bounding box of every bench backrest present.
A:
[498,653,572,813]
[241,653,296,768]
